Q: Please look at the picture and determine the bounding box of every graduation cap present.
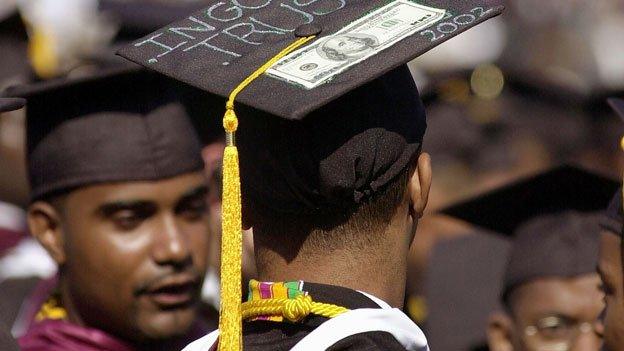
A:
[0,98,25,113]
[440,165,617,306]
[1,66,204,201]
[117,1,505,348]
[441,164,619,236]
[118,0,504,120]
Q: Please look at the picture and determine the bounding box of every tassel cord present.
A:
[218,35,316,351]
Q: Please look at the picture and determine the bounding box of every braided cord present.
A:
[218,34,316,351]
[242,294,349,323]
[222,35,316,136]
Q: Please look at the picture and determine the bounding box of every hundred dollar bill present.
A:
[267,0,446,89]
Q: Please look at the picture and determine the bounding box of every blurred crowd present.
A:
[0,1,624,351]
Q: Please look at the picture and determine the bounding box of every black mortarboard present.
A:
[117,0,504,120]
[2,66,204,201]
[441,164,619,236]
[0,98,25,113]
[116,0,506,215]
[116,2,505,347]
[440,165,615,307]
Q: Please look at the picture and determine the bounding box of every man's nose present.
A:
[570,327,603,351]
[152,214,192,267]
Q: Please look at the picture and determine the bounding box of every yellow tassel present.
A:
[219,145,243,350]
[217,35,316,351]
[28,27,59,79]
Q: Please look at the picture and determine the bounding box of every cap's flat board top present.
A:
[0,97,25,112]
[440,164,620,236]
[118,0,503,120]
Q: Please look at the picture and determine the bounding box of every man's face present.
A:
[51,172,210,344]
[598,231,624,351]
[508,275,603,351]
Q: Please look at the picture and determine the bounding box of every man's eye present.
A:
[536,317,573,340]
[599,282,615,296]
[112,212,143,230]
[539,323,569,339]
[179,200,208,220]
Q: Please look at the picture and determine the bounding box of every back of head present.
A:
[238,66,426,252]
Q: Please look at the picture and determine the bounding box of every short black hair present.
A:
[252,165,411,256]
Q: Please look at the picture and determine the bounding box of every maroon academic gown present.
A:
[17,277,208,351]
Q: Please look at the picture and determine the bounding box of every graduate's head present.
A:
[237,66,431,264]
[598,188,624,351]
[440,166,616,351]
[487,212,603,351]
[4,69,211,345]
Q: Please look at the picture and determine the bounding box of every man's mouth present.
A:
[141,274,200,308]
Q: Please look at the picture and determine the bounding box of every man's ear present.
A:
[242,204,253,231]
[408,152,432,218]
[487,311,515,351]
[27,201,65,265]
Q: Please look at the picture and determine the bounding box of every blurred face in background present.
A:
[488,274,603,351]
[28,172,210,346]
[598,231,624,351]
[0,109,28,205]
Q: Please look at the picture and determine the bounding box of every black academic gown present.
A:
[242,282,409,351]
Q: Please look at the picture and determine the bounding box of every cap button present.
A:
[295,24,322,38]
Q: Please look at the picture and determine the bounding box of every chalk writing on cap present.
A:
[133,0,349,65]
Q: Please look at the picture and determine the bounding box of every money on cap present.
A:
[117,1,505,349]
